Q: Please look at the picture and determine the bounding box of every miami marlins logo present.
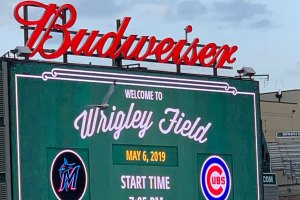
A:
[50,150,88,200]
[58,158,81,192]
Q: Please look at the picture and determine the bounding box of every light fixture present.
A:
[237,67,256,78]
[13,46,32,57]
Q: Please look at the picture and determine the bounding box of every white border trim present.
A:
[15,74,22,200]
[14,69,260,200]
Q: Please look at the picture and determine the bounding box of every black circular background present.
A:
[51,151,87,200]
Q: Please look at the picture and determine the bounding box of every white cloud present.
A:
[286,63,300,76]
[213,0,271,24]
[145,5,170,15]
[250,19,272,29]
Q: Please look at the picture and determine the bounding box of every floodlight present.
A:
[14,46,32,57]
[241,67,256,77]
[237,67,256,78]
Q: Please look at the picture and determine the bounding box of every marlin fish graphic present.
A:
[58,158,81,192]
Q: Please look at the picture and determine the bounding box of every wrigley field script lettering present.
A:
[74,103,212,144]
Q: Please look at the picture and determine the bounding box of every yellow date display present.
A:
[113,144,178,166]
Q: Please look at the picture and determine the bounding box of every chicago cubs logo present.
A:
[50,150,88,200]
[200,155,231,200]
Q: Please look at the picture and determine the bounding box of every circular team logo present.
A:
[50,150,88,200]
[200,155,231,200]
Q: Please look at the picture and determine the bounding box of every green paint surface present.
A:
[9,61,262,199]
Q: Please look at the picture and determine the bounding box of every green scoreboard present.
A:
[4,59,262,199]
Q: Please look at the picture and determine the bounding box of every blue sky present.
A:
[1,0,299,93]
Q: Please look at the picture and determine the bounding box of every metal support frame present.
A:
[112,19,122,68]
[2,61,12,200]
[62,10,68,63]
[23,6,29,60]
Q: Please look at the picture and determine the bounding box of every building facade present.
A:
[261,90,300,199]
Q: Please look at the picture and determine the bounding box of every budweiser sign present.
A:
[14,1,238,68]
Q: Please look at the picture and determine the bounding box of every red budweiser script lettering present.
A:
[14,1,238,67]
